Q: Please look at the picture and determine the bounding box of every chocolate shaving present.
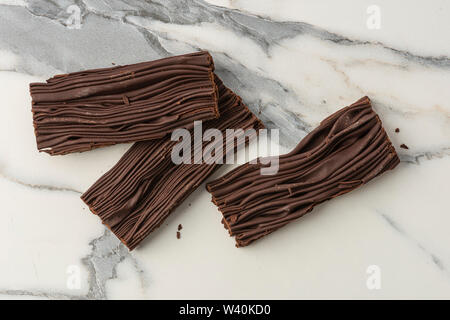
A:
[206,96,400,247]
[30,51,219,155]
[395,128,400,133]
[400,143,409,149]
[178,224,183,231]
[81,75,264,250]
[177,232,181,239]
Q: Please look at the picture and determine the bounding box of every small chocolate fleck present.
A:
[395,128,400,133]
[176,231,181,239]
[112,62,116,65]
[400,143,409,149]
[178,224,183,231]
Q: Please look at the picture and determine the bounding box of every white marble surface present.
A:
[0,0,449,299]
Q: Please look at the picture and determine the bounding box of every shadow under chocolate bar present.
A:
[206,96,400,247]
[81,76,264,250]
[30,51,219,155]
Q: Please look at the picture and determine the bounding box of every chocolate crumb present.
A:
[176,231,181,239]
[395,128,400,133]
[178,224,183,231]
[400,143,409,149]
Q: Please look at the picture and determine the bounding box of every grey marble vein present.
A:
[82,229,147,299]
[0,229,146,300]
[377,211,447,274]
[399,148,450,165]
[0,288,77,300]
[20,0,450,66]
[0,171,82,194]
[1,0,449,149]
[1,164,145,299]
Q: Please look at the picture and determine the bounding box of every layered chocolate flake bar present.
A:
[206,96,400,247]
[30,51,219,155]
[81,76,264,250]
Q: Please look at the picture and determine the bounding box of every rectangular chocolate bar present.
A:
[206,96,400,247]
[81,76,264,250]
[30,51,219,155]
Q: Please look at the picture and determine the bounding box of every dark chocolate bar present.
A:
[30,51,219,155]
[206,96,400,247]
[81,76,264,250]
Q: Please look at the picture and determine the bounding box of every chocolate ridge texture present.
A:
[81,75,264,250]
[30,51,219,155]
[206,96,400,247]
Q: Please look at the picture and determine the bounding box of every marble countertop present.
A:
[0,0,449,299]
